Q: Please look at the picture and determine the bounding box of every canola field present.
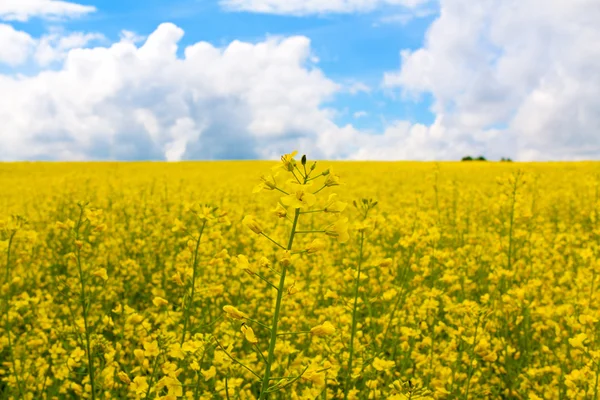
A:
[1,153,599,399]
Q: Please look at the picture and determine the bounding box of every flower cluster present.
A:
[0,159,599,399]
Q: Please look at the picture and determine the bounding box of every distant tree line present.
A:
[461,156,513,162]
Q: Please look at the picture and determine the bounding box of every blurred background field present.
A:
[1,161,600,399]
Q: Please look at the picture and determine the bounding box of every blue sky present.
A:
[0,0,599,161]
[15,0,437,130]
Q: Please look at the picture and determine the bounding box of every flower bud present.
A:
[242,215,263,234]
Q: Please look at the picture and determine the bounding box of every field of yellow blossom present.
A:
[1,154,600,399]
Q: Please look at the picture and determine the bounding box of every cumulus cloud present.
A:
[0,24,36,66]
[384,0,600,160]
[0,0,95,22]
[0,23,346,161]
[0,24,104,67]
[375,7,437,25]
[35,30,105,66]
[3,0,599,162]
[220,0,431,16]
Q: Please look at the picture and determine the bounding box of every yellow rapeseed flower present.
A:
[242,215,264,234]
[92,268,108,281]
[223,305,248,320]
[152,296,169,307]
[310,321,336,337]
[241,323,258,344]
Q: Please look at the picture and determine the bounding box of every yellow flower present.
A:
[325,218,350,243]
[157,376,183,397]
[578,314,597,325]
[242,215,264,234]
[323,168,341,187]
[143,340,160,357]
[302,368,325,386]
[55,219,75,230]
[382,288,397,301]
[117,371,131,384]
[280,183,317,209]
[377,258,393,268]
[310,321,336,337]
[323,193,347,213]
[306,238,327,254]
[171,273,185,286]
[271,203,288,218]
[130,376,149,395]
[253,174,278,193]
[235,254,256,275]
[372,357,395,371]
[171,218,185,233]
[241,323,258,344]
[168,343,185,360]
[194,204,216,221]
[278,250,292,267]
[201,366,217,381]
[272,150,298,172]
[257,256,270,269]
[223,305,247,320]
[152,296,169,307]
[569,333,588,350]
[92,268,108,281]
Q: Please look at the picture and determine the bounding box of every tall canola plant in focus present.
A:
[219,151,348,398]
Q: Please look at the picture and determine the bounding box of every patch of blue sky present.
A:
[7,0,439,128]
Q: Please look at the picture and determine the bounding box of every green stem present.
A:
[193,345,209,400]
[277,331,311,336]
[344,231,365,400]
[463,317,481,400]
[313,186,326,195]
[144,353,161,399]
[589,271,596,309]
[181,221,207,345]
[255,273,279,291]
[225,375,231,400]
[254,343,269,365]
[291,170,302,184]
[306,174,324,182]
[261,233,286,250]
[593,360,599,400]
[4,232,24,399]
[266,365,310,393]
[295,165,306,180]
[259,208,300,399]
[244,317,272,331]
[74,207,96,400]
[215,338,262,380]
[274,187,289,196]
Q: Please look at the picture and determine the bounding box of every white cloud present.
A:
[353,111,368,118]
[3,0,598,162]
[35,30,104,66]
[0,23,346,161]
[220,0,431,15]
[119,30,146,44]
[0,24,36,66]
[375,7,437,25]
[346,82,371,95]
[0,24,104,67]
[0,0,95,22]
[384,0,600,160]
